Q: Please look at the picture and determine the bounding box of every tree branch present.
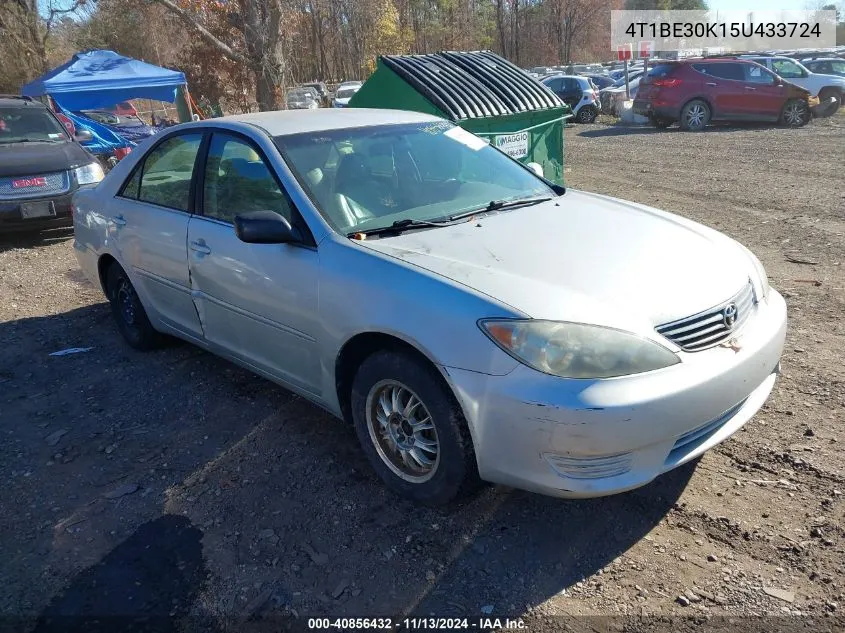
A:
[147,0,248,64]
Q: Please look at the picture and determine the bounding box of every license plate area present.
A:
[20,201,56,219]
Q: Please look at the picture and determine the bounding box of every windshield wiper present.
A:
[347,217,458,238]
[441,195,554,222]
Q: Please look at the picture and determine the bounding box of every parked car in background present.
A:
[801,58,845,78]
[633,59,815,131]
[332,82,362,108]
[302,82,330,106]
[73,109,786,506]
[583,74,615,90]
[741,55,844,114]
[0,95,103,233]
[542,75,600,122]
[287,88,319,110]
[600,76,642,115]
[78,109,158,143]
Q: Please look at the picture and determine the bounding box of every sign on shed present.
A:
[494,131,529,159]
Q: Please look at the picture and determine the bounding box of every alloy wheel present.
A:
[685,104,706,129]
[784,101,807,126]
[365,379,440,483]
[116,279,137,327]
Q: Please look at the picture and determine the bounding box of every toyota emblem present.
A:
[722,303,738,328]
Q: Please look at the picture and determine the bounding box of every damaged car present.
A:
[72,110,787,505]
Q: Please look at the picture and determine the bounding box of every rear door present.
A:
[186,130,321,394]
[741,63,785,120]
[110,132,205,339]
[692,62,746,118]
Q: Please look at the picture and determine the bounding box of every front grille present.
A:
[0,171,70,200]
[656,282,756,352]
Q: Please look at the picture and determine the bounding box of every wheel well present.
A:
[335,333,448,425]
[819,86,842,96]
[681,97,712,114]
[97,254,118,297]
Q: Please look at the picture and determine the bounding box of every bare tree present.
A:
[149,0,285,110]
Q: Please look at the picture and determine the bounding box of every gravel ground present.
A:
[0,116,843,632]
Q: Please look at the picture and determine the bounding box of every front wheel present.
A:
[780,99,810,127]
[817,88,840,116]
[679,100,710,131]
[350,351,481,505]
[576,105,598,123]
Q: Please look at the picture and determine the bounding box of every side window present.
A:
[744,64,775,85]
[138,133,203,211]
[709,63,744,81]
[119,166,142,199]
[772,59,804,78]
[692,63,712,76]
[203,133,292,224]
[832,61,845,74]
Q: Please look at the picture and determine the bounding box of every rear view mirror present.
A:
[234,210,301,244]
[526,162,544,178]
[75,129,93,143]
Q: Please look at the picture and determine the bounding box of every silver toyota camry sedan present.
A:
[73,109,787,505]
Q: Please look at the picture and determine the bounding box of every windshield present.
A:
[0,106,68,143]
[275,121,554,234]
[336,88,358,99]
[287,90,313,101]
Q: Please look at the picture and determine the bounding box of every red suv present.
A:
[633,59,815,131]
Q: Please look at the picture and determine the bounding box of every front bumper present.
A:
[447,290,787,498]
[0,190,75,233]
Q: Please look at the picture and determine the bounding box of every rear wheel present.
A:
[576,105,598,123]
[105,263,163,351]
[780,98,810,127]
[350,350,481,505]
[679,100,710,131]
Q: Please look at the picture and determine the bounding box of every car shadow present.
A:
[2,305,695,628]
[0,228,73,253]
[576,121,789,138]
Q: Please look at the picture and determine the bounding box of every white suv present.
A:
[743,56,844,114]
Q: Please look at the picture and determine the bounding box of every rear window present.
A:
[692,62,744,81]
[0,106,67,144]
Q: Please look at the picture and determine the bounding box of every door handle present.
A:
[190,240,211,255]
[744,86,757,90]
[112,215,126,227]
[705,82,718,87]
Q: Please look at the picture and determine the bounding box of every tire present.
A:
[780,98,810,128]
[350,350,481,505]
[679,99,710,131]
[576,105,597,123]
[105,263,163,351]
[650,116,672,129]
[817,88,841,115]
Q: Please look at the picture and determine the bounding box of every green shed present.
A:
[348,51,571,185]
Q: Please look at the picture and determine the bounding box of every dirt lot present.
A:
[1,116,843,632]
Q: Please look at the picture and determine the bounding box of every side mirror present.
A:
[234,210,301,244]
[526,162,544,178]
[75,129,93,143]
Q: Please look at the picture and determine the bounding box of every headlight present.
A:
[738,243,770,301]
[74,162,105,185]
[479,320,680,379]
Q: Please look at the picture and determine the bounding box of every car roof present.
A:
[543,74,587,81]
[202,108,443,136]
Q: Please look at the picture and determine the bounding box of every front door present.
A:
[742,64,784,119]
[110,132,205,339]
[187,131,321,394]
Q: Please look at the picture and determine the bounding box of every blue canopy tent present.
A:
[22,49,186,110]
[21,50,188,156]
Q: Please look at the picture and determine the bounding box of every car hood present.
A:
[358,190,753,333]
[0,140,93,178]
[813,73,845,86]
